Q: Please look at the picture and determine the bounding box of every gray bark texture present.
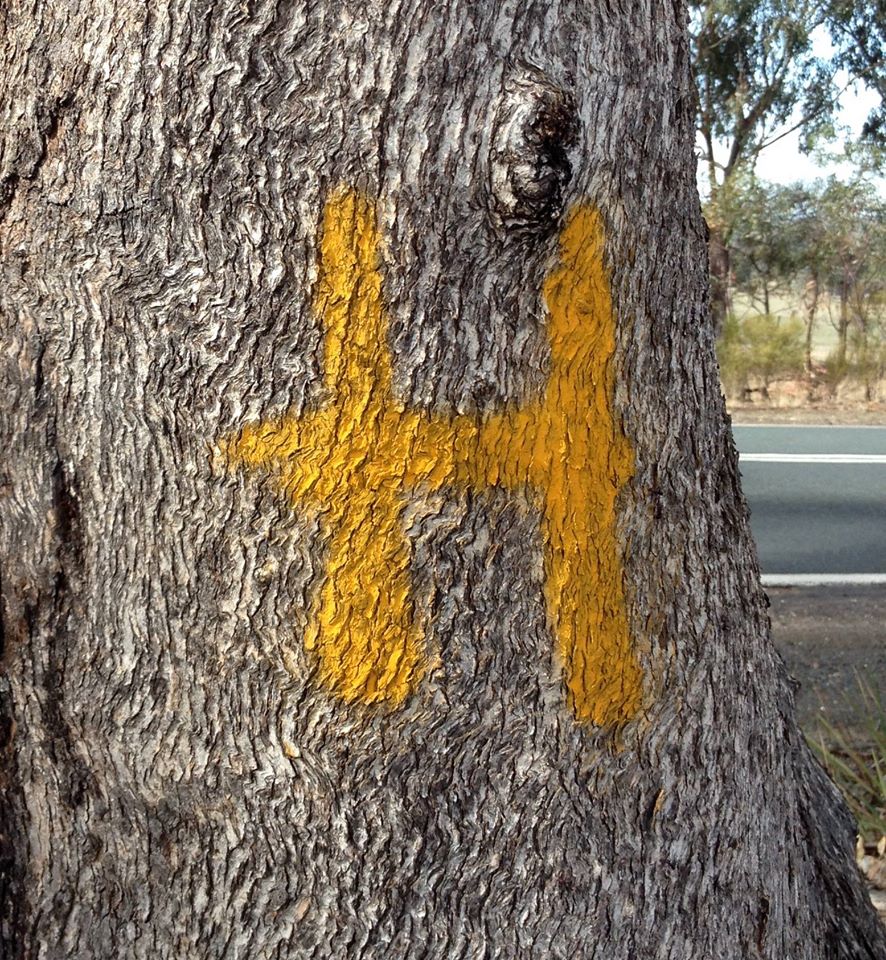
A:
[1,1,884,958]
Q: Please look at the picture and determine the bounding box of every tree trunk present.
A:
[1,3,883,959]
[707,221,731,337]
[837,270,851,372]
[803,272,819,398]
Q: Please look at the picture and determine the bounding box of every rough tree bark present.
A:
[1,2,884,958]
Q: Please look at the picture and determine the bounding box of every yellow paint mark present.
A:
[222,188,642,725]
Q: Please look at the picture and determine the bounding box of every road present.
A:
[732,424,886,579]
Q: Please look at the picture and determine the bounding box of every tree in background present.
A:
[725,176,829,384]
[816,177,886,380]
[723,174,803,315]
[789,184,832,380]
[690,0,886,334]
[818,178,886,396]
[690,0,835,329]
[716,172,886,400]
[717,312,806,399]
[827,0,886,142]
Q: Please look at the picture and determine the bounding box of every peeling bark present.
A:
[2,1,884,958]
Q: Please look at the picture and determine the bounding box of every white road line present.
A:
[762,573,886,586]
[740,453,886,463]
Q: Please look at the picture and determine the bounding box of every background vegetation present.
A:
[689,0,886,403]
[715,173,886,401]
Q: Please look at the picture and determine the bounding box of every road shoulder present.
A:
[769,585,886,741]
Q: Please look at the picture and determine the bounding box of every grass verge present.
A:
[809,678,886,844]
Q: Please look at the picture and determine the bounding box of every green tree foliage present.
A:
[690,0,886,333]
[725,176,832,376]
[718,312,806,398]
[813,177,886,389]
[691,0,834,198]
[692,0,886,192]
[717,172,886,399]
[827,0,886,143]
[722,174,804,312]
[689,0,835,329]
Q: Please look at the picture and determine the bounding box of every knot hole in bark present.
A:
[488,67,578,237]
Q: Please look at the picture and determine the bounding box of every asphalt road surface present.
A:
[732,425,886,579]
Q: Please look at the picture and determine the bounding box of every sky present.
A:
[755,83,882,186]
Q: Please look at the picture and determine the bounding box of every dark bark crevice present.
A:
[0,90,78,222]
[0,573,27,960]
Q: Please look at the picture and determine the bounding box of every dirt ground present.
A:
[730,386,886,919]
[774,587,886,924]
[730,403,886,426]
[768,585,886,742]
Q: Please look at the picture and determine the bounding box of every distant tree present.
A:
[717,312,806,399]
[725,175,801,314]
[716,172,886,397]
[814,177,886,379]
[827,0,886,143]
[832,186,886,398]
[691,1,834,190]
[690,0,835,329]
[721,175,828,382]
[691,0,886,335]
[789,185,832,380]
